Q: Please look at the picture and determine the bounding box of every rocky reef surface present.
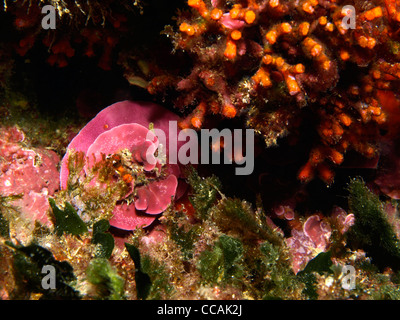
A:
[0,0,400,300]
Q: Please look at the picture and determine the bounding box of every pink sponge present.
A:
[0,126,60,226]
[60,100,183,230]
[60,100,181,189]
[286,215,332,274]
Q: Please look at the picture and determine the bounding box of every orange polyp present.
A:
[116,165,124,173]
[332,123,344,136]
[188,0,199,6]
[298,162,314,182]
[367,38,376,49]
[280,22,292,33]
[186,26,195,36]
[329,149,344,165]
[303,37,324,58]
[245,10,256,24]
[303,37,313,47]
[230,6,242,19]
[275,57,285,69]
[222,104,237,118]
[386,0,396,16]
[321,128,333,138]
[325,23,334,32]
[231,30,242,40]
[285,74,301,95]
[179,22,196,36]
[210,8,223,20]
[364,6,383,20]
[369,106,382,116]
[373,112,387,124]
[224,40,237,59]
[322,60,331,71]
[262,54,273,65]
[270,0,279,7]
[311,44,322,57]
[338,113,352,127]
[319,16,328,25]
[188,0,208,17]
[293,63,305,74]
[266,31,277,44]
[340,50,350,61]
[302,1,314,14]
[298,22,310,36]
[358,36,368,48]
[191,116,202,128]
[122,174,133,184]
[179,22,189,32]
[253,68,272,87]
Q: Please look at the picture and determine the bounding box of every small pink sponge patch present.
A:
[286,215,332,274]
[60,100,182,230]
[0,126,60,226]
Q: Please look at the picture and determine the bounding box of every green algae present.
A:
[92,219,114,259]
[6,242,80,299]
[49,198,88,237]
[86,258,125,300]
[197,234,244,285]
[186,166,221,219]
[347,177,400,270]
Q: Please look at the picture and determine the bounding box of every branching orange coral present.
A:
[145,0,400,184]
